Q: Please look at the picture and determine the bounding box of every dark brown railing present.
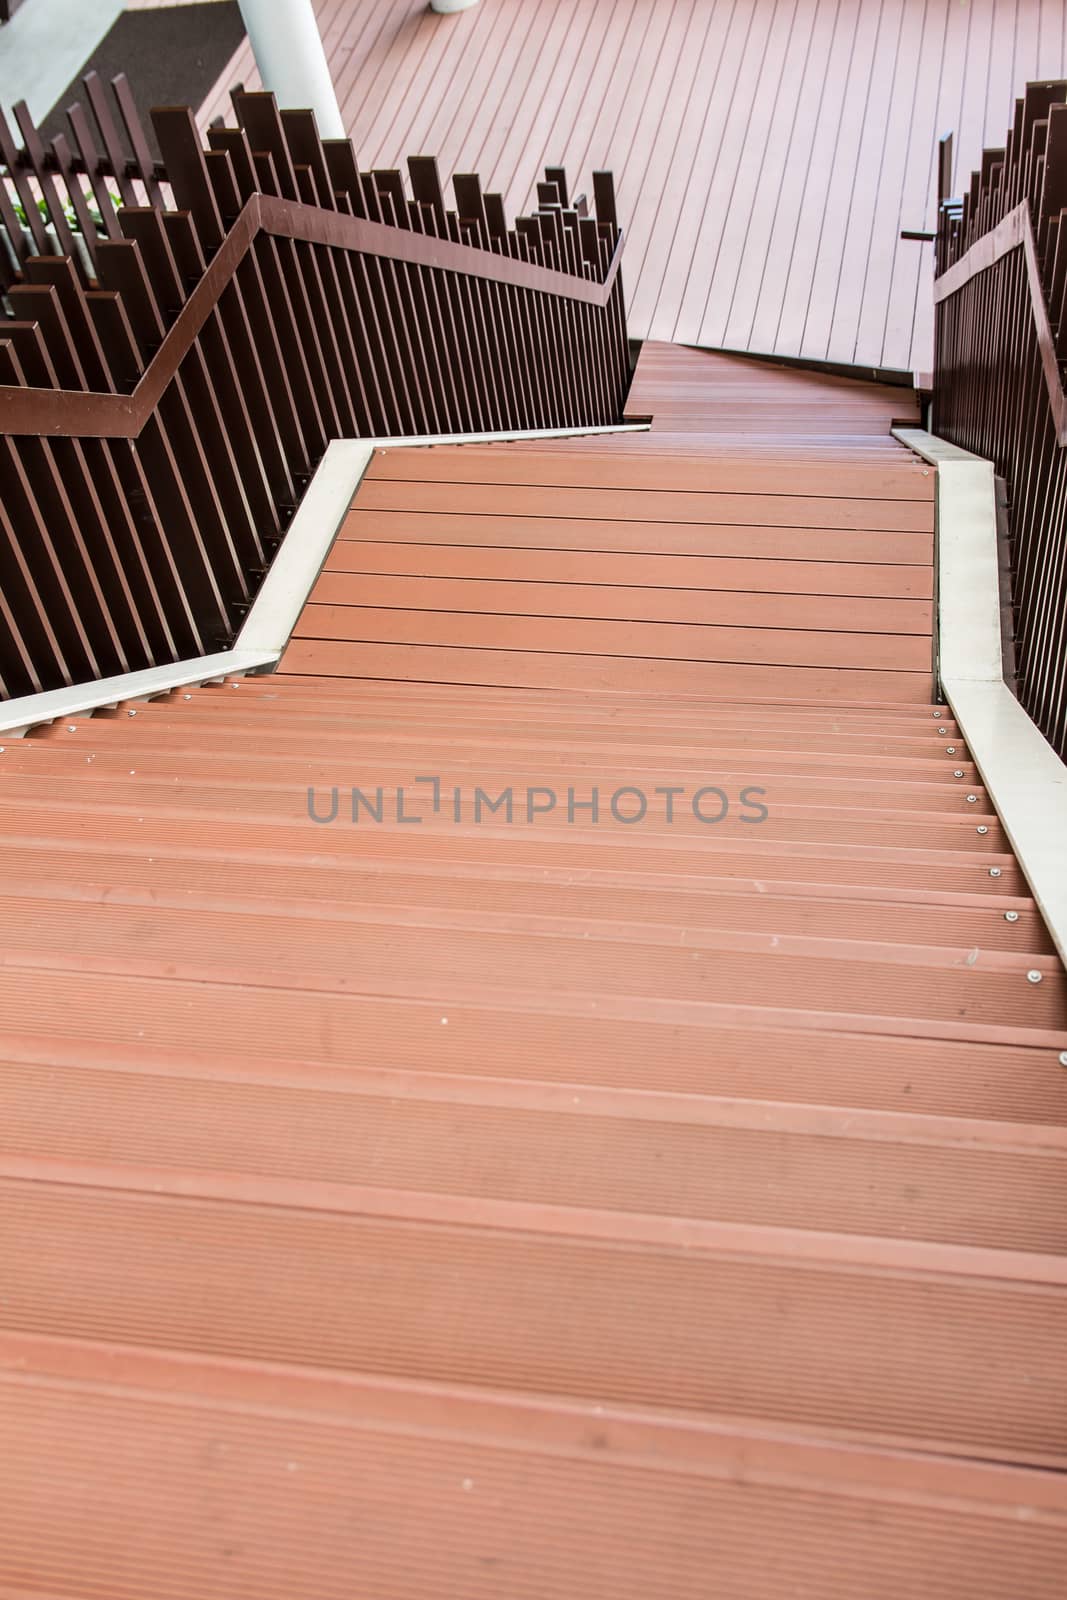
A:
[934,79,1067,758]
[0,77,628,699]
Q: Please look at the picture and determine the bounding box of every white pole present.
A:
[430,1,479,12]
[236,0,345,139]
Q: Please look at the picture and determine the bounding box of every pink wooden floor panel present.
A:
[199,0,1067,375]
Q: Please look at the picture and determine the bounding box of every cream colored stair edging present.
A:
[893,427,1067,970]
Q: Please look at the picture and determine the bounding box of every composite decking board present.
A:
[0,805,1025,904]
[0,843,1047,952]
[31,696,968,747]
[6,1176,1067,1467]
[197,2,1067,371]
[352,481,935,533]
[626,345,923,435]
[1,985,1063,1120]
[7,1061,1067,1253]
[281,639,935,701]
[337,517,935,576]
[3,746,987,812]
[297,427,935,695]
[6,1345,1067,1600]
[308,574,935,634]
[0,774,1007,852]
[107,681,959,723]
[9,896,1061,1026]
[367,447,936,498]
[16,738,988,798]
[487,436,916,458]
[292,605,933,672]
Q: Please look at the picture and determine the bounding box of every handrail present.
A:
[0,85,630,701]
[931,78,1067,760]
[933,200,1067,445]
[0,193,625,437]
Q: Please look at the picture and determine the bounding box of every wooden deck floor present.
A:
[3,351,1067,1595]
[200,0,1067,374]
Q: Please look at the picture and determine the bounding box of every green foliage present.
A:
[9,185,121,234]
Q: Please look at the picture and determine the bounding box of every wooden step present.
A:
[5,1334,1065,1600]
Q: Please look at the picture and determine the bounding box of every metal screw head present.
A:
[183,694,192,701]
[1059,1052,1067,1068]
[946,745,957,753]
[976,825,988,835]
[954,770,965,778]
[989,867,1002,878]
[127,709,137,717]
[966,794,978,803]
[66,725,77,733]
[1027,970,1043,984]
[938,727,948,734]
[1004,911,1019,923]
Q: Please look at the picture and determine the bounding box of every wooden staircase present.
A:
[2,346,1065,1597]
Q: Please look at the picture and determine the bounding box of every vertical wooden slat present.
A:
[81,71,137,206]
[49,131,104,271]
[168,194,290,531]
[359,174,421,434]
[0,106,51,254]
[88,291,222,652]
[205,133,312,479]
[111,73,165,206]
[66,100,125,240]
[121,205,267,569]
[376,171,451,434]
[11,101,81,269]
[84,293,199,660]
[292,161,362,437]
[455,172,531,431]
[8,304,178,666]
[151,106,224,252]
[0,342,102,683]
[94,238,248,623]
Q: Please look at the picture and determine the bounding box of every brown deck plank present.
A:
[281,639,933,701]
[309,572,934,635]
[5,1172,1067,1465]
[294,604,934,672]
[353,480,934,533]
[338,515,935,576]
[7,1336,1067,1600]
[367,445,936,499]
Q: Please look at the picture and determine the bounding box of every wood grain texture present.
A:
[198,0,1067,372]
[292,373,935,696]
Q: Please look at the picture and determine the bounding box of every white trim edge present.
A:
[236,440,374,656]
[0,423,648,737]
[0,650,277,738]
[892,425,1067,971]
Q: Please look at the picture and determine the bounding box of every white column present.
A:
[430,0,479,12]
[237,0,345,139]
